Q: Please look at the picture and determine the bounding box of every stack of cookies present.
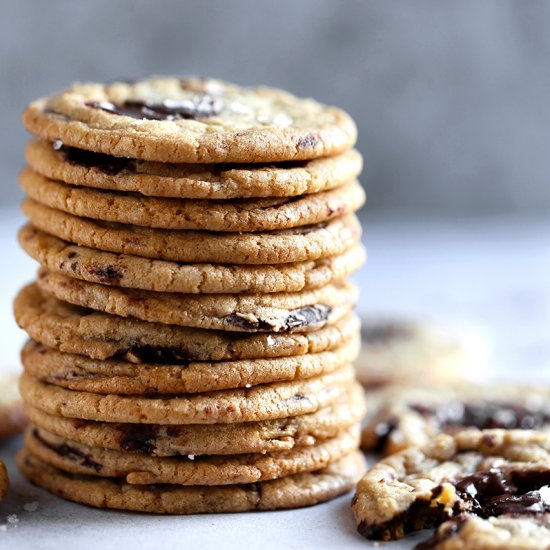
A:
[14,77,367,513]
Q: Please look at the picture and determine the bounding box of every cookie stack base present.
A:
[19,450,366,514]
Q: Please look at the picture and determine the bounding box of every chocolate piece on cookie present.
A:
[361,384,550,455]
[26,140,363,199]
[23,78,357,163]
[353,429,550,541]
[35,269,357,333]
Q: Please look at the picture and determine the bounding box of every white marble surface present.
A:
[1,207,550,549]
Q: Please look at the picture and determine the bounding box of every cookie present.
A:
[36,269,357,333]
[361,383,550,456]
[14,284,360,361]
[18,449,366,513]
[355,317,487,388]
[23,199,361,265]
[20,168,365,232]
[353,429,550,541]
[416,513,550,550]
[19,225,366,294]
[0,373,27,441]
[22,77,357,164]
[24,384,365,456]
[21,332,359,394]
[25,139,363,199]
[0,462,7,501]
[20,367,358,424]
[25,423,359,485]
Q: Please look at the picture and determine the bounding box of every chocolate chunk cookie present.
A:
[20,367,358,424]
[36,269,357,333]
[20,167,365,232]
[353,429,550,541]
[24,384,365,456]
[21,334,359,394]
[23,199,361,265]
[26,139,363,199]
[416,513,550,550]
[18,450,366,513]
[19,225,365,294]
[356,317,488,389]
[25,424,359,485]
[23,77,357,163]
[362,384,550,456]
[14,284,360,361]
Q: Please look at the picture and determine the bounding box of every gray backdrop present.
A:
[2,0,549,216]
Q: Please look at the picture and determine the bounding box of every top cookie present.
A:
[23,77,357,163]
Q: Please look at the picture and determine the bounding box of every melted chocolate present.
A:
[63,146,134,175]
[86,95,222,121]
[119,425,159,454]
[33,429,102,472]
[415,516,468,550]
[120,345,192,365]
[85,265,124,284]
[224,305,331,332]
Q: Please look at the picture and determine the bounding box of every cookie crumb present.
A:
[23,501,39,512]
[6,515,19,524]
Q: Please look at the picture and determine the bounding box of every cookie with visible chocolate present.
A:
[20,167,365,232]
[25,423,360,485]
[361,383,550,456]
[0,462,7,501]
[36,269,357,333]
[416,513,550,550]
[23,200,361,265]
[24,384,365,456]
[14,284,360,361]
[25,139,363,199]
[20,367,358,424]
[23,77,357,164]
[21,333,359,394]
[19,225,365,294]
[18,449,366,513]
[355,317,487,389]
[353,429,550,541]
[0,373,27,441]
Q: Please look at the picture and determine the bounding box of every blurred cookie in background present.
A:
[0,372,27,442]
[361,382,550,455]
[355,316,490,389]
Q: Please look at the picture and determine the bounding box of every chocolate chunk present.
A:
[86,95,222,121]
[225,305,331,332]
[119,425,158,454]
[121,345,192,365]
[33,429,102,472]
[411,400,550,431]
[85,265,124,284]
[296,133,319,149]
[415,516,467,550]
[511,470,550,493]
[63,146,134,175]
[372,416,399,454]
[455,469,510,507]
[482,488,550,517]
